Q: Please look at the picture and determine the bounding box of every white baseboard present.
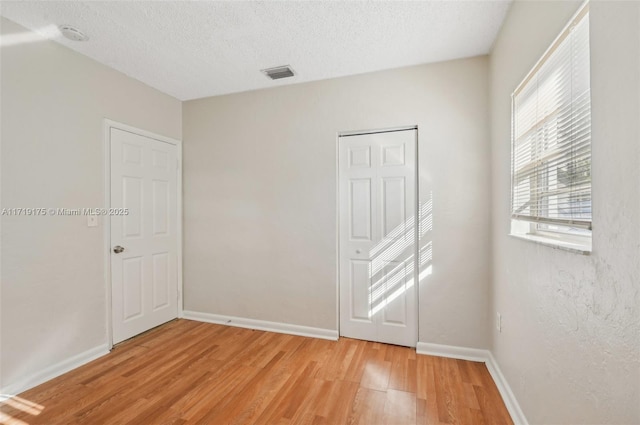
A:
[1,344,110,397]
[416,341,490,362]
[485,352,528,425]
[416,341,528,425]
[182,310,339,341]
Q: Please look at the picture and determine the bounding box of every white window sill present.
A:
[509,233,591,255]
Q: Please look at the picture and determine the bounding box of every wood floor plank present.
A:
[462,382,481,410]
[194,352,289,424]
[180,364,262,422]
[0,320,513,425]
[328,339,360,382]
[360,344,392,391]
[253,361,319,425]
[433,357,454,423]
[457,359,484,387]
[342,339,370,383]
[317,379,360,424]
[389,345,418,393]
[473,384,512,425]
[383,389,417,425]
[347,388,386,425]
[416,354,430,401]
[422,359,445,424]
[280,377,328,425]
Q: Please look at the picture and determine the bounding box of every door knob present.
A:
[113,245,125,254]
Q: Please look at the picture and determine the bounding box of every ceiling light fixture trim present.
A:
[58,25,89,42]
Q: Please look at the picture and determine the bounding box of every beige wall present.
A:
[0,18,182,390]
[183,57,492,348]
[490,1,640,423]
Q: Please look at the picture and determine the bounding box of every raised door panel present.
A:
[381,144,405,166]
[122,143,143,166]
[122,256,143,321]
[122,176,143,238]
[350,260,373,322]
[380,261,409,326]
[350,179,372,241]
[349,146,371,168]
[381,177,406,240]
[152,179,169,236]
[152,252,170,311]
[151,149,169,170]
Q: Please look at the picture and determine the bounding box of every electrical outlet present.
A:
[496,312,502,333]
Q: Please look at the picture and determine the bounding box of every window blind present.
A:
[511,5,592,231]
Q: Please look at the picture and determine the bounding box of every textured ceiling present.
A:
[0,1,511,101]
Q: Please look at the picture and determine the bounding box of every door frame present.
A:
[335,125,419,345]
[103,119,183,350]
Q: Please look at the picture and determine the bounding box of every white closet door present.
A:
[339,129,417,347]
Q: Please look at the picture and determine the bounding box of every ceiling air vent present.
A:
[261,65,295,80]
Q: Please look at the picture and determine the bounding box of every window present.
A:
[510,3,592,253]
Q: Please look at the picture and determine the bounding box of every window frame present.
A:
[509,1,592,254]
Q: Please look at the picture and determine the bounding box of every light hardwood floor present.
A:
[1,319,513,424]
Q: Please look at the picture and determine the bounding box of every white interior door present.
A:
[339,129,417,347]
[110,127,179,344]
